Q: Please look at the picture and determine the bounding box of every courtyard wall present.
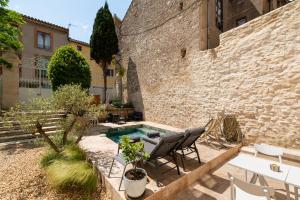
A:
[120,0,300,148]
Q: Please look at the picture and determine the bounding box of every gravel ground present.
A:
[0,144,110,200]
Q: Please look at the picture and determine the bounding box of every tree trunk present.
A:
[75,135,83,144]
[36,122,60,153]
[62,117,77,145]
[102,62,108,103]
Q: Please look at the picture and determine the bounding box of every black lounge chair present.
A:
[175,127,205,171]
[142,133,185,186]
[108,133,184,189]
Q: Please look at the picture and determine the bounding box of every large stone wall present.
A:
[120,0,300,148]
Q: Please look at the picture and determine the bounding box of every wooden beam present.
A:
[145,144,242,200]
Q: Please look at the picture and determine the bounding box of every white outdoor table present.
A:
[228,154,300,200]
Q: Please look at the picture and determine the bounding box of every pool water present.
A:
[106,126,172,143]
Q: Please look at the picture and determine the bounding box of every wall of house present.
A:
[121,0,300,148]
[21,20,69,60]
[1,53,20,109]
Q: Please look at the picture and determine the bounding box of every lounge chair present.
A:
[142,133,185,186]
[175,127,205,171]
[201,113,226,149]
[228,173,275,200]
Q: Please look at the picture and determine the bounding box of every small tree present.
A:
[0,0,24,68]
[4,98,61,152]
[90,2,119,103]
[120,136,149,177]
[48,46,91,91]
[52,84,94,145]
[3,85,97,152]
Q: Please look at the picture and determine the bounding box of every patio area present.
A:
[79,121,300,200]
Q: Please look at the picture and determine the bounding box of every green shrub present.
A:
[48,46,91,91]
[46,160,97,193]
[61,145,86,161]
[41,149,61,168]
[110,98,122,108]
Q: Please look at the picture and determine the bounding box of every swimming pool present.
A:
[106,125,174,143]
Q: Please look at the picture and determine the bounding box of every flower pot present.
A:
[124,168,147,198]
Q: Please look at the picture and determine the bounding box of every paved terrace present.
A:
[80,122,300,200]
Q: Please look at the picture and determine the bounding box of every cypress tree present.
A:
[90,2,119,103]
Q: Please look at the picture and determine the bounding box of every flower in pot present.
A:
[120,136,149,198]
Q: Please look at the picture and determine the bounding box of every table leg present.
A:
[245,170,248,182]
[285,183,290,200]
[295,186,299,200]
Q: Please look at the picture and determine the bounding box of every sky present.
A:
[8,0,132,43]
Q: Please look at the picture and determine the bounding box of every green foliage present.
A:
[61,145,86,161]
[46,161,97,193]
[5,98,54,134]
[120,136,149,168]
[41,145,97,194]
[90,2,119,103]
[90,2,118,64]
[41,149,61,168]
[0,0,24,68]
[52,84,93,116]
[110,98,122,108]
[4,85,100,152]
[117,66,126,77]
[48,46,91,91]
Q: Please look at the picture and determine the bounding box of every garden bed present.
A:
[0,144,110,200]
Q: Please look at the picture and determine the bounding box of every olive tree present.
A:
[3,85,98,152]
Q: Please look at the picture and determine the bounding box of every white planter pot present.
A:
[124,168,147,198]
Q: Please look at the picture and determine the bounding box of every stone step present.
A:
[0,117,64,127]
[0,138,37,149]
[0,130,61,144]
[0,125,61,137]
[0,121,61,131]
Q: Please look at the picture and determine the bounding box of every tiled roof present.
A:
[22,14,69,33]
[69,38,90,46]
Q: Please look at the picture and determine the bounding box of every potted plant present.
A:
[120,136,149,198]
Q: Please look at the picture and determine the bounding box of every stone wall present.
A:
[1,53,20,109]
[120,0,300,148]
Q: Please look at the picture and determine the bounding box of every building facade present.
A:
[0,14,121,109]
[0,15,69,109]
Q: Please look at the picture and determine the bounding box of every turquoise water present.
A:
[106,126,171,143]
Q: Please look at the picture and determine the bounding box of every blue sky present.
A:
[8,0,132,43]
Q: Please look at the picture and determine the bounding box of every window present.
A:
[36,31,52,50]
[77,45,82,51]
[106,69,114,77]
[236,17,247,27]
[19,56,51,89]
[216,0,223,31]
